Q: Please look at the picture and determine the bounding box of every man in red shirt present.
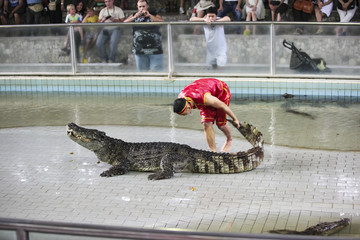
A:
[173,78,240,152]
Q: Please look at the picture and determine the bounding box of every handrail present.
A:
[0,217,353,240]
[1,21,360,28]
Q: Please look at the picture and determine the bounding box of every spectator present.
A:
[82,5,99,63]
[192,0,215,18]
[76,0,85,17]
[269,0,288,21]
[217,0,242,22]
[336,0,357,35]
[179,0,196,14]
[26,0,43,25]
[314,0,333,34]
[190,7,230,70]
[191,0,215,35]
[48,0,63,32]
[0,0,6,25]
[124,0,164,71]
[3,0,25,24]
[292,0,313,34]
[243,0,265,35]
[96,0,125,63]
[61,3,83,60]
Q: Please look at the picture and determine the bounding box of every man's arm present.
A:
[189,16,205,21]
[218,0,224,11]
[236,0,242,10]
[204,94,240,128]
[124,13,136,22]
[216,16,231,21]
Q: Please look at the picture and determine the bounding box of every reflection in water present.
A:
[0,92,359,151]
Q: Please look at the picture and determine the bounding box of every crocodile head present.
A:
[67,122,107,151]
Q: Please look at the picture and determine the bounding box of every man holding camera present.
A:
[96,0,125,63]
[124,0,164,72]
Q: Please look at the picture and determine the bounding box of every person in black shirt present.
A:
[124,0,164,72]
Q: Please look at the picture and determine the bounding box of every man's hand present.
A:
[233,119,241,129]
[142,10,150,17]
[203,14,214,24]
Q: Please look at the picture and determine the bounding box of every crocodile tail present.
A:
[194,120,264,174]
[227,119,264,165]
[227,119,264,148]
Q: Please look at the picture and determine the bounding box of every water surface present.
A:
[0,92,359,151]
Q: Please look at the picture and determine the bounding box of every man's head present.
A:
[173,98,191,115]
[205,7,217,21]
[105,0,114,8]
[137,0,149,11]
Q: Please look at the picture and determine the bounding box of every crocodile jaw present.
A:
[67,128,91,142]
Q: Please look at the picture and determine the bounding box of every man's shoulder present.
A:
[114,6,124,12]
[99,7,106,14]
[148,8,159,16]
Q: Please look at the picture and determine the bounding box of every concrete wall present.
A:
[1,32,359,67]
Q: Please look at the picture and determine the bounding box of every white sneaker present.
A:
[179,7,184,14]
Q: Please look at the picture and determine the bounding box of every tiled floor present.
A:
[0,126,359,238]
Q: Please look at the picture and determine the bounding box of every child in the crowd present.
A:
[190,7,230,69]
[82,5,99,63]
[244,0,265,35]
[61,4,83,54]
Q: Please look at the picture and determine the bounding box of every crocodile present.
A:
[270,218,351,236]
[66,120,264,180]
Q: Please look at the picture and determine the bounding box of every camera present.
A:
[105,15,111,19]
[140,13,145,17]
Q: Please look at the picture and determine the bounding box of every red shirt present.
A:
[178,78,231,126]
[178,78,230,110]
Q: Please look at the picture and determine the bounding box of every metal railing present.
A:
[0,217,353,240]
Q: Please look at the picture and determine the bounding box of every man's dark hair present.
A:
[173,98,187,113]
[138,0,149,5]
[205,7,217,15]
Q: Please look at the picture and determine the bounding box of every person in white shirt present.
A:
[190,7,230,69]
[96,0,125,63]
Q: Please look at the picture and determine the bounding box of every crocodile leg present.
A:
[100,161,130,177]
[148,154,178,180]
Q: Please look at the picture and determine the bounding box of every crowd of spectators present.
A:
[0,0,358,25]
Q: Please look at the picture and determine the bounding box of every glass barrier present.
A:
[0,25,73,73]
[76,23,168,74]
[0,230,17,240]
[171,23,271,76]
[0,22,359,78]
[274,23,360,77]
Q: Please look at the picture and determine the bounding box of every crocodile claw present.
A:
[148,171,172,180]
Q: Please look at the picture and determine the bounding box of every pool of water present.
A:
[0,92,359,151]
